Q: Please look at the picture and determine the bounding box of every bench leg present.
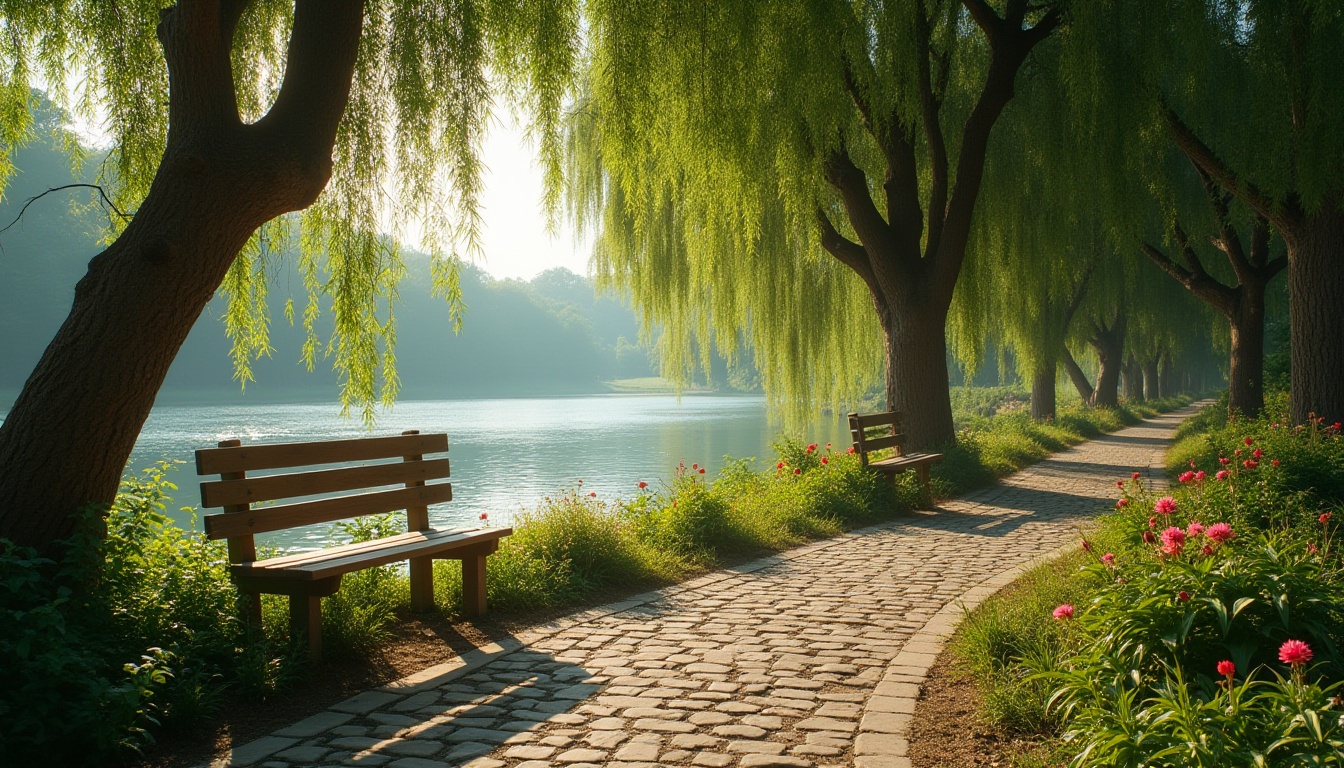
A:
[290,594,323,662]
[409,555,435,613]
[461,554,488,617]
[915,464,933,508]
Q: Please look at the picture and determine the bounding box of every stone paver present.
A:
[199,405,1201,768]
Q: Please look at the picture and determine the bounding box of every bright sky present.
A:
[471,113,592,280]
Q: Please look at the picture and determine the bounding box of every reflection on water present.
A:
[121,394,849,550]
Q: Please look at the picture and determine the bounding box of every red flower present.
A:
[1195,470,1206,481]
[820,457,829,465]
[1143,530,1157,544]
[1334,422,1342,432]
[1244,436,1254,446]
[777,461,786,469]
[826,443,832,450]
[1148,516,1156,527]
[1252,448,1263,459]
[1177,591,1191,602]
[806,443,817,453]
[1179,471,1196,483]
[1160,526,1187,556]
[1053,604,1074,620]
[1272,459,1280,467]
[1201,544,1214,556]
[692,463,699,469]
[589,491,597,497]
[794,468,802,475]
[638,481,648,489]
[1321,512,1333,525]
[1116,481,1125,488]
[847,446,856,454]
[1082,539,1093,553]
[698,468,706,474]
[479,512,488,520]
[1101,553,1115,566]
[1309,541,1319,554]
[1154,496,1178,515]
[1132,472,1142,480]
[1216,470,1231,481]
[1243,459,1258,469]
[1206,523,1235,543]
[1219,457,1231,465]
[1217,660,1235,677]
[1279,639,1313,666]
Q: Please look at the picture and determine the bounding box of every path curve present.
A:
[202,404,1203,768]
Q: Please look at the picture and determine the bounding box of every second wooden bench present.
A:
[195,430,511,660]
[848,410,944,506]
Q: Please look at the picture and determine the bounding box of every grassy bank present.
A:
[0,391,1189,764]
[949,393,1344,767]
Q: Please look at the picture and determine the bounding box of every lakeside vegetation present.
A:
[949,394,1344,766]
[0,389,1187,764]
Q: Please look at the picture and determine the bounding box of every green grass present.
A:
[0,388,1192,764]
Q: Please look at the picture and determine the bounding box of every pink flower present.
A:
[638,481,648,489]
[1116,498,1129,508]
[1206,523,1235,543]
[847,446,856,454]
[1101,553,1115,566]
[1244,459,1258,469]
[1179,471,1196,483]
[1321,512,1333,525]
[1161,526,1187,556]
[1053,604,1074,620]
[1217,660,1235,677]
[1154,497,1178,515]
[1195,471,1207,481]
[1148,516,1156,528]
[1187,522,1205,538]
[1216,470,1231,481]
[1244,436,1254,446]
[1177,590,1191,602]
[1279,639,1313,666]
[826,443,832,450]
[1220,457,1231,466]
[1308,541,1319,554]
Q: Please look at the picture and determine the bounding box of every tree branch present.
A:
[0,185,132,242]
[823,146,900,259]
[1164,103,1297,230]
[816,207,879,292]
[1141,237,1237,316]
[841,58,922,252]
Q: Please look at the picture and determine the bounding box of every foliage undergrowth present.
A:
[952,395,1344,767]
[0,390,1189,764]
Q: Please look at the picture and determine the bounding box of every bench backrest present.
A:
[195,430,450,565]
[847,411,906,466]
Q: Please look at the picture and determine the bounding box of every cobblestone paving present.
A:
[210,406,1200,768]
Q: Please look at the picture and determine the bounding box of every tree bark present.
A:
[1227,288,1266,416]
[1142,357,1160,401]
[1086,310,1127,408]
[879,302,955,448]
[1123,357,1144,402]
[1286,203,1344,425]
[1158,352,1174,399]
[1060,346,1093,404]
[0,0,365,552]
[1030,362,1056,422]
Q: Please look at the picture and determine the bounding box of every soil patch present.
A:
[908,646,1053,768]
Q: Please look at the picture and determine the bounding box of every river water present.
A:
[110,394,849,550]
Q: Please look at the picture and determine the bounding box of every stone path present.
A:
[206,405,1201,768]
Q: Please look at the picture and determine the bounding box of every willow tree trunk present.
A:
[1088,313,1127,408]
[876,301,954,449]
[1143,358,1160,401]
[1228,289,1266,417]
[1159,353,1174,398]
[1061,347,1093,404]
[0,0,365,553]
[1123,359,1144,402]
[1288,203,1344,425]
[1031,362,1057,422]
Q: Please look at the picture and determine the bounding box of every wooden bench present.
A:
[195,430,511,660]
[847,411,944,506]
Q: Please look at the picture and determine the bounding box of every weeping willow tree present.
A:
[0,0,580,552]
[1062,0,1344,424]
[564,0,1062,448]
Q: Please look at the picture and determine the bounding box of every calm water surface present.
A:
[117,394,848,550]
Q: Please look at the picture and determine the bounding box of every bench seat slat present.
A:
[869,452,944,471]
[231,527,512,582]
[201,457,451,508]
[203,483,453,539]
[196,433,448,475]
